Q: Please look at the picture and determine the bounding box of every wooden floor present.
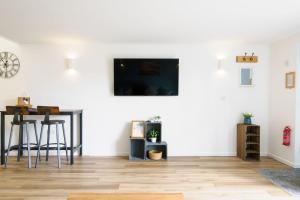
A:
[0,156,297,200]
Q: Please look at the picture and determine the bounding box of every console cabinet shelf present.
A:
[237,124,260,161]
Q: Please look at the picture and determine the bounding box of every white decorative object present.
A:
[150,116,161,123]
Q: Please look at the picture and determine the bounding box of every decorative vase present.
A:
[150,138,157,143]
[244,117,252,125]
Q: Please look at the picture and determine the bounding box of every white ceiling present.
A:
[0,0,300,44]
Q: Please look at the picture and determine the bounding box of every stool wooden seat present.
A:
[5,106,38,168]
[35,106,68,168]
[41,120,65,125]
[12,120,37,125]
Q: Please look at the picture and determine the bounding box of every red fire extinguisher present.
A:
[283,126,291,146]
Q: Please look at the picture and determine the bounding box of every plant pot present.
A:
[244,117,252,125]
[150,138,157,143]
[148,150,162,160]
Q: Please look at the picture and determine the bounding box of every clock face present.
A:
[0,52,20,78]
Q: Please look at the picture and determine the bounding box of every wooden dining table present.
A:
[0,108,83,165]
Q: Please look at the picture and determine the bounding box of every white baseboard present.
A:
[261,152,268,156]
[6,151,269,158]
[87,152,238,157]
[85,152,269,157]
[294,163,300,168]
[169,152,237,156]
[82,151,270,157]
[268,153,297,168]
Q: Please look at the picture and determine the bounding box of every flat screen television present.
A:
[114,58,179,96]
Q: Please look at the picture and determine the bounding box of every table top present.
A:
[0,108,83,115]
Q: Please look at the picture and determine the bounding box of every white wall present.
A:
[0,37,24,109]
[0,42,270,156]
[296,43,300,166]
[269,34,300,167]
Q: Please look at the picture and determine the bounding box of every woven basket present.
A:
[148,150,162,160]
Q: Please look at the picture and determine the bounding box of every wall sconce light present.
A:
[65,58,77,69]
[284,60,290,67]
[216,56,226,76]
[217,58,223,71]
[217,56,226,71]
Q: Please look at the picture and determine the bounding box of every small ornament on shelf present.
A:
[17,97,32,108]
[149,115,161,123]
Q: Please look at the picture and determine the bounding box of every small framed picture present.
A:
[131,121,145,138]
[17,97,32,107]
[240,67,253,87]
[286,72,295,89]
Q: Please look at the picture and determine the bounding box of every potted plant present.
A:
[148,129,159,143]
[242,112,253,125]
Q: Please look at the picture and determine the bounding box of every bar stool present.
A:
[35,106,68,168]
[5,106,38,168]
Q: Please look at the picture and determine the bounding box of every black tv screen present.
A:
[114,58,179,96]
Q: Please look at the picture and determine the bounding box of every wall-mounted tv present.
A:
[114,58,179,96]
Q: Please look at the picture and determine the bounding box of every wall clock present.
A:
[0,52,20,78]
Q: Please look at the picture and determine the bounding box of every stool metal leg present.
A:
[35,125,44,168]
[25,123,31,168]
[17,125,22,162]
[62,123,69,162]
[46,125,50,161]
[5,125,14,168]
[56,124,61,168]
[33,122,38,146]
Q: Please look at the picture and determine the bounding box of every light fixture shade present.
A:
[217,59,222,70]
[65,58,77,69]
[217,58,224,71]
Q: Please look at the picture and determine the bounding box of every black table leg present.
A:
[79,112,82,156]
[1,113,5,165]
[20,115,23,157]
[70,114,74,165]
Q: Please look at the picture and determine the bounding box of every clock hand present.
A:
[4,61,9,74]
[4,65,8,77]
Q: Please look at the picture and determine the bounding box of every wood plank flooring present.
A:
[68,193,184,200]
[0,156,296,200]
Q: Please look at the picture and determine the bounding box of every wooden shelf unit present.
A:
[237,124,260,161]
[129,122,168,160]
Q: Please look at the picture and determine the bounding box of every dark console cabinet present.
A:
[129,122,167,160]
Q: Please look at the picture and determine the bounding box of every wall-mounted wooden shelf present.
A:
[236,56,258,63]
